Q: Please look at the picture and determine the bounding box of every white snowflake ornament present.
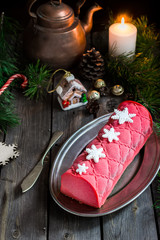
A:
[102,127,120,143]
[0,142,19,166]
[76,163,88,175]
[86,144,106,163]
[111,107,136,124]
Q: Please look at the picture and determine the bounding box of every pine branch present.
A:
[0,14,19,88]
[24,60,52,101]
[134,16,160,55]
[0,14,22,132]
[0,92,19,133]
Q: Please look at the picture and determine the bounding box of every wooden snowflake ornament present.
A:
[0,142,19,166]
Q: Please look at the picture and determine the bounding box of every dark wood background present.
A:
[0,0,160,28]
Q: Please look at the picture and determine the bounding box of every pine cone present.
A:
[79,48,105,81]
[86,99,100,115]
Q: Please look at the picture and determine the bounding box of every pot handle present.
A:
[27,0,37,19]
[75,0,86,16]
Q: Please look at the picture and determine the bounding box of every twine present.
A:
[47,69,72,94]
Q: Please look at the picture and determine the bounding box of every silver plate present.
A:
[49,113,160,217]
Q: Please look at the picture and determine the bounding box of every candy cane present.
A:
[0,74,28,96]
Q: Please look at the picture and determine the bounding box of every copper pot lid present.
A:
[36,0,75,28]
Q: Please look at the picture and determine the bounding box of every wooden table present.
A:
[0,88,160,240]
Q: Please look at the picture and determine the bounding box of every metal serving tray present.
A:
[49,113,160,217]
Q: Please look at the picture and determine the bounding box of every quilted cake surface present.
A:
[60,101,153,208]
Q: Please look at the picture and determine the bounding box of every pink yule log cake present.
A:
[60,101,153,208]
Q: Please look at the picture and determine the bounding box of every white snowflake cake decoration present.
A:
[111,107,136,124]
[102,127,120,143]
[86,144,106,163]
[0,142,19,166]
[76,163,88,175]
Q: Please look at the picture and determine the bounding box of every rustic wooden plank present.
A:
[49,199,101,240]
[0,132,4,170]
[0,91,52,240]
[151,178,160,238]
[102,187,158,240]
[0,132,5,236]
[91,28,108,55]
[151,137,160,238]
[48,93,102,240]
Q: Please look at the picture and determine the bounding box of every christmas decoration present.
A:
[0,142,19,166]
[76,163,88,175]
[109,17,137,57]
[111,107,136,124]
[94,79,106,89]
[79,47,105,81]
[0,74,28,95]
[102,127,120,142]
[47,69,88,110]
[86,144,106,163]
[81,93,88,103]
[111,85,124,96]
[94,78,108,96]
[0,73,28,133]
[87,90,100,101]
[62,100,70,109]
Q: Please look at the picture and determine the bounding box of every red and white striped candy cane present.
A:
[0,74,28,96]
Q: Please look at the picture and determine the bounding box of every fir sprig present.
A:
[134,16,160,55]
[0,13,19,87]
[0,13,21,132]
[0,92,19,133]
[24,60,52,101]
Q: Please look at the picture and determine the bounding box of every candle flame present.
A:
[115,14,132,24]
[121,17,125,24]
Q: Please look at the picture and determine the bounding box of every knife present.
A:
[21,131,63,193]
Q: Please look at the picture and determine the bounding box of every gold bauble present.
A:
[111,85,124,96]
[88,90,100,100]
[94,79,106,89]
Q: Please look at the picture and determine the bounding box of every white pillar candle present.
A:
[109,17,137,57]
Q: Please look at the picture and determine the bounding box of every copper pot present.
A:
[23,0,102,69]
